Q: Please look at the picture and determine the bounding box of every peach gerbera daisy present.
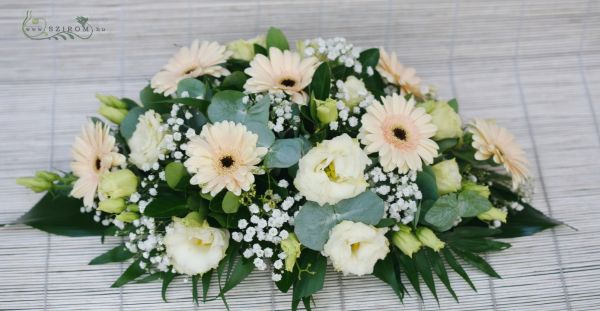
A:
[468,119,529,189]
[377,48,422,97]
[184,121,268,196]
[244,47,319,105]
[70,121,125,207]
[359,93,438,173]
[151,40,232,96]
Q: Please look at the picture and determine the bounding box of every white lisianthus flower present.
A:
[128,110,167,170]
[164,213,230,276]
[323,221,390,276]
[293,134,371,206]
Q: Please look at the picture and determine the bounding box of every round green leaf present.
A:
[165,162,188,189]
[222,191,241,214]
[207,90,270,124]
[245,121,275,148]
[264,138,303,168]
[424,194,460,232]
[177,78,207,99]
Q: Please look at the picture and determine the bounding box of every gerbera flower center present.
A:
[183,65,198,75]
[95,158,102,170]
[280,78,297,88]
[220,155,235,168]
[393,127,407,141]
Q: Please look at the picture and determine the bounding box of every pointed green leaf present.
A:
[449,239,511,253]
[134,273,161,284]
[192,275,199,305]
[111,260,146,288]
[441,248,476,291]
[373,254,404,300]
[143,192,188,218]
[222,191,241,214]
[396,252,422,298]
[266,27,289,51]
[495,203,563,238]
[414,250,438,302]
[310,62,331,100]
[140,85,169,113]
[448,99,458,112]
[451,247,500,278]
[89,244,133,265]
[425,248,458,301]
[293,250,327,300]
[220,258,254,294]
[202,269,213,302]
[221,71,248,91]
[358,48,380,70]
[165,161,189,190]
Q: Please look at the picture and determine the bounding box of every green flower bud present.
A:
[391,225,422,258]
[417,100,463,140]
[226,35,266,61]
[96,94,128,124]
[416,227,445,252]
[281,233,301,272]
[315,98,338,124]
[16,177,52,193]
[126,204,139,212]
[98,198,126,214]
[115,211,140,223]
[180,211,206,228]
[431,158,462,195]
[98,169,138,199]
[35,171,60,182]
[341,76,367,108]
[461,181,490,199]
[477,207,507,223]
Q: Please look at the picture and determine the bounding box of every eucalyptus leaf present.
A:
[207,90,270,125]
[457,190,492,217]
[177,78,207,99]
[424,194,460,232]
[119,107,146,140]
[264,138,303,168]
[245,121,275,148]
[294,191,385,250]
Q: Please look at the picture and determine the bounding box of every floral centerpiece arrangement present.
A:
[12,28,562,309]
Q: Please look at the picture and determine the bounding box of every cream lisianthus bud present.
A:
[477,207,507,223]
[226,35,266,61]
[281,233,301,272]
[115,211,140,223]
[417,100,462,140]
[431,158,462,195]
[96,94,128,124]
[462,181,491,198]
[323,221,389,276]
[164,214,229,276]
[294,134,371,206]
[98,169,138,199]
[416,227,445,252]
[391,225,422,258]
[98,198,127,214]
[16,177,52,193]
[315,98,338,124]
[341,76,368,108]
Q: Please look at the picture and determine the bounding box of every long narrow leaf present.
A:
[111,260,145,288]
[396,251,422,298]
[425,249,458,302]
[89,244,133,265]
[373,254,404,300]
[161,272,176,302]
[202,270,213,302]
[192,275,199,305]
[442,248,476,291]
[414,251,438,302]
[451,247,501,278]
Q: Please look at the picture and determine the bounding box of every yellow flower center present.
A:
[324,161,338,181]
[351,242,361,254]
[192,238,212,247]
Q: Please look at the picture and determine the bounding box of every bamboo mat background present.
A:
[1,0,600,310]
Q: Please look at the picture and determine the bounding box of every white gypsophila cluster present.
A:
[259,93,301,133]
[301,37,362,73]
[331,80,376,130]
[231,181,301,281]
[124,215,171,272]
[160,103,197,163]
[366,166,421,229]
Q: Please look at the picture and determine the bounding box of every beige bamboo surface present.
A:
[1,0,600,310]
